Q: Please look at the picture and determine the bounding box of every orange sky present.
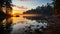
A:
[12,6,27,14]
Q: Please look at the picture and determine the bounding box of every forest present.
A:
[23,3,54,17]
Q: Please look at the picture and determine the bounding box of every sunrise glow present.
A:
[12,0,52,15]
[12,6,27,15]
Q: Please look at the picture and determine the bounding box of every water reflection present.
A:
[1,15,48,34]
[11,15,48,34]
[0,18,12,34]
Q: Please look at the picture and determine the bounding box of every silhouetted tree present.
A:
[23,3,53,17]
[5,0,12,16]
[44,3,53,16]
[0,0,6,17]
[0,0,12,17]
[36,6,41,14]
[52,0,60,14]
[0,0,12,34]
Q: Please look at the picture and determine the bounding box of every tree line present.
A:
[23,3,54,17]
[23,0,60,17]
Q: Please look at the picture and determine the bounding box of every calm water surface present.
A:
[1,14,48,34]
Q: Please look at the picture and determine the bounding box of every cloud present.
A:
[18,6,27,9]
[17,0,37,1]
[12,4,27,9]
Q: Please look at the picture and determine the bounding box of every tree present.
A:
[52,0,60,15]
[0,0,12,17]
[0,0,12,34]
[0,0,6,17]
[5,0,12,15]
[44,3,53,16]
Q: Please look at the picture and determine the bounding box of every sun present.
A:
[12,10,24,15]
[12,10,17,15]
[12,6,27,15]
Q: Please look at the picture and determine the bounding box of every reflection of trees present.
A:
[0,18,12,34]
[0,18,5,34]
[24,16,44,20]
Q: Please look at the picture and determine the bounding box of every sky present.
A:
[12,0,53,14]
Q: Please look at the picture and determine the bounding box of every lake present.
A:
[0,14,48,34]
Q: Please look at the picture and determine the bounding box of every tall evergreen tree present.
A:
[53,0,60,14]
